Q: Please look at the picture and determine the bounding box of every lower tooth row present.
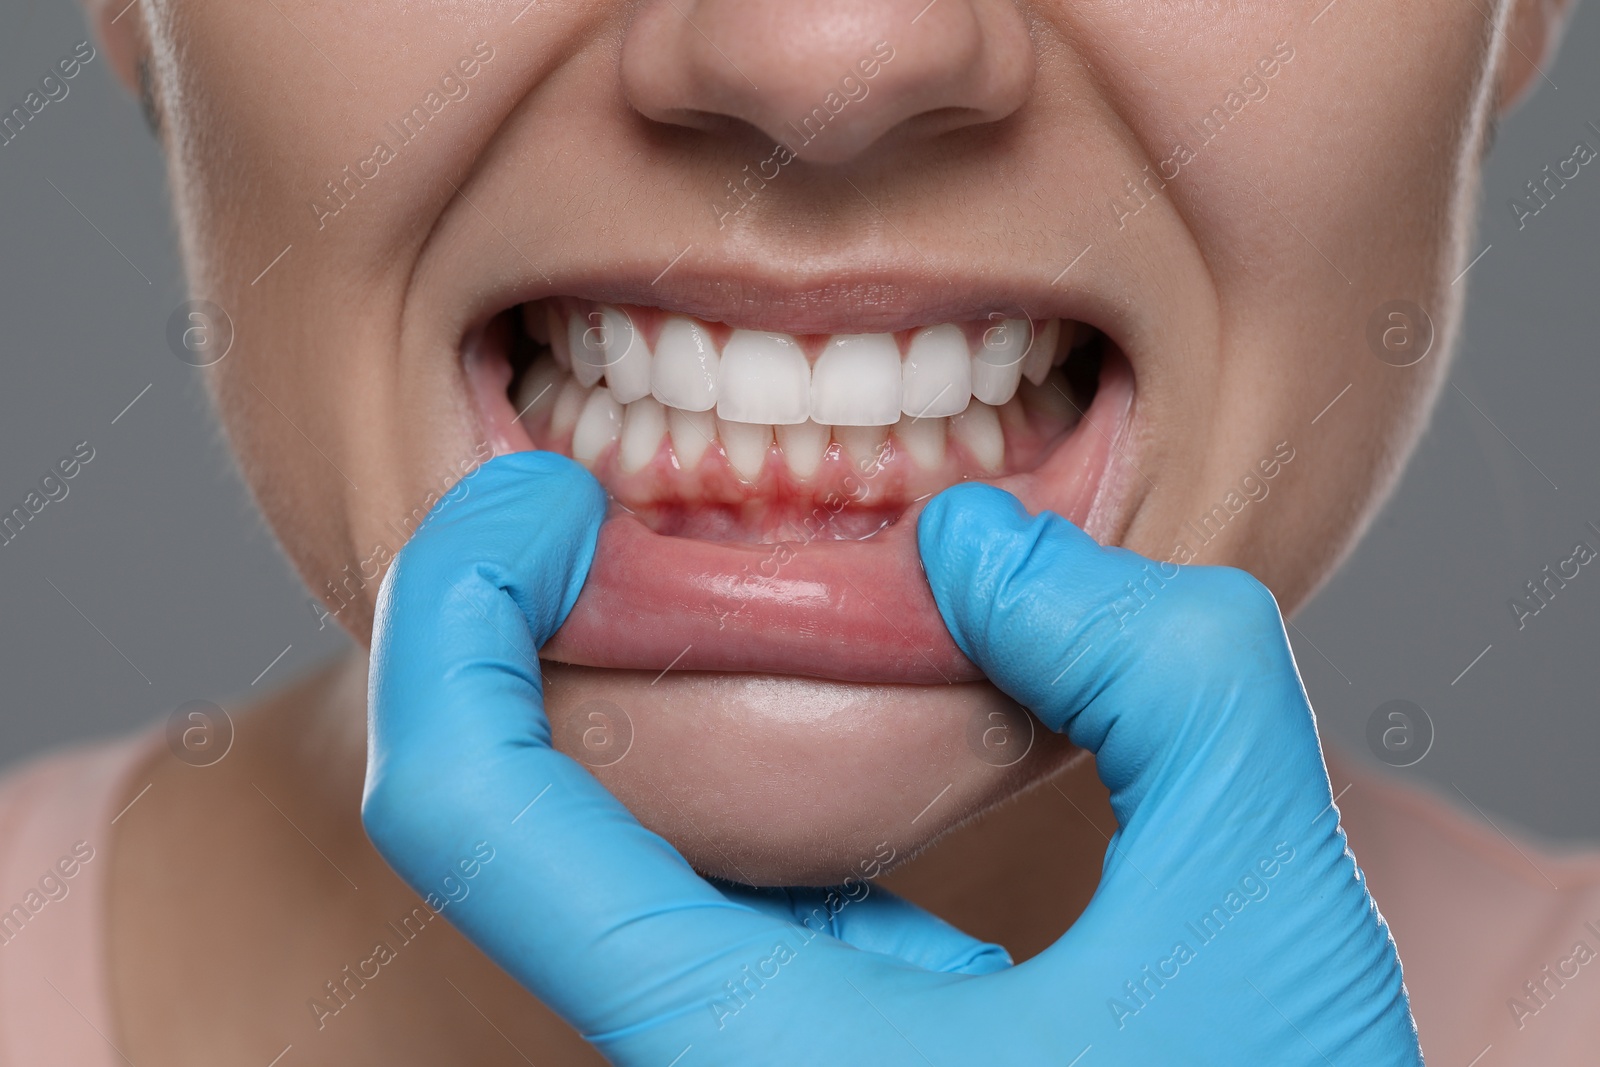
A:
[530,372,1006,480]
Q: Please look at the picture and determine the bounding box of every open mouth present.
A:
[467,295,1135,684]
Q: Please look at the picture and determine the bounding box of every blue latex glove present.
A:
[364,451,1423,1065]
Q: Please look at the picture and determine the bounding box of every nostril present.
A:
[620,0,1035,166]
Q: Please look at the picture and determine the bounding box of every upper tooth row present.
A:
[532,305,1065,426]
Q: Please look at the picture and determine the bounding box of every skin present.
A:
[83,0,1569,1062]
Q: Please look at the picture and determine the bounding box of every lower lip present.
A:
[472,349,1135,686]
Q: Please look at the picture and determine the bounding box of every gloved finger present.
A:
[916,482,1160,736]
[919,483,1416,1062]
[917,482,1332,867]
[917,483,1312,804]
[718,881,1013,976]
[362,451,797,1040]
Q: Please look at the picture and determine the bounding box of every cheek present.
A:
[154,4,522,649]
[1098,10,1486,608]
[543,663,1076,886]
[208,350,365,646]
[209,282,486,648]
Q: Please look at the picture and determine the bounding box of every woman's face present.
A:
[97,0,1561,883]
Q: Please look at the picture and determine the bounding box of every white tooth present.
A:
[619,396,667,473]
[834,424,890,471]
[1021,318,1061,386]
[550,379,590,439]
[512,359,563,424]
[809,334,903,426]
[571,387,623,466]
[717,330,810,425]
[972,319,1028,406]
[652,317,720,411]
[668,407,716,468]
[775,420,831,480]
[568,311,605,387]
[972,357,1023,408]
[894,415,947,470]
[598,307,651,404]
[950,402,1004,472]
[717,418,772,481]
[902,325,972,419]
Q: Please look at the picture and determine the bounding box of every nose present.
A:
[620,0,1035,165]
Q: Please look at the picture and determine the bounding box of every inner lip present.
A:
[471,297,1108,544]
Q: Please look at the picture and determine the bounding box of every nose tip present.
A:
[620,0,1035,165]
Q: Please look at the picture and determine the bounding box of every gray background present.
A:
[2,4,1598,845]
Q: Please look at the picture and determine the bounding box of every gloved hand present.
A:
[363,451,1423,1065]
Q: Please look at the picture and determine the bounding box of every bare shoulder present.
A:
[106,657,360,1064]
[0,726,154,1066]
[1329,749,1600,1063]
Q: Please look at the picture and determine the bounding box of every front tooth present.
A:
[619,397,667,473]
[668,407,716,468]
[972,318,1028,405]
[572,387,624,465]
[834,424,890,471]
[598,307,652,404]
[775,420,831,480]
[894,415,947,470]
[717,418,772,481]
[550,379,590,439]
[810,334,902,426]
[950,402,1003,472]
[568,311,605,387]
[652,317,720,411]
[717,331,810,425]
[902,325,972,419]
[1021,318,1061,386]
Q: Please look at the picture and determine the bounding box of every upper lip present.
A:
[456,258,1138,347]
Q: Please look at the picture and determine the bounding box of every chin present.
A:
[460,285,1137,887]
[543,664,1078,886]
